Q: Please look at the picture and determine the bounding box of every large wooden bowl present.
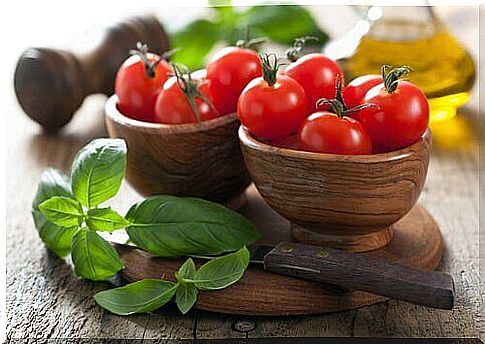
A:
[239,126,432,252]
[105,95,250,203]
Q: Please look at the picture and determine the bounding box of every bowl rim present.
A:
[239,125,431,163]
[105,94,238,134]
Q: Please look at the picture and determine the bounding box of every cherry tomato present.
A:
[361,80,429,151]
[270,134,300,150]
[297,111,372,155]
[237,53,307,140]
[372,141,391,154]
[282,53,343,113]
[115,44,172,122]
[154,68,219,124]
[342,74,383,110]
[206,46,262,115]
[238,74,307,140]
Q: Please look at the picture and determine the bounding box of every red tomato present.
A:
[282,53,343,113]
[115,52,172,122]
[154,69,219,124]
[372,141,391,154]
[270,134,300,150]
[360,80,429,151]
[206,47,262,115]
[297,112,372,155]
[342,74,383,109]
[238,74,307,140]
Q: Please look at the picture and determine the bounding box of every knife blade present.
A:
[190,242,454,310]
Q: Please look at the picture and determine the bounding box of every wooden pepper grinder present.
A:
[14,15,170,131]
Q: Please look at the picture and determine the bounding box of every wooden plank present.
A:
[6,90,482,339]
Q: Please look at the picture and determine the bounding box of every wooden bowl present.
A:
[239,126,432,252]
[105,95,250,203]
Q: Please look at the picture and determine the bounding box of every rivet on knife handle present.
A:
[263,242,455,310]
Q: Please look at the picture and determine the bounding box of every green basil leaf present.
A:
[175,258,198,313]
[71,138,127,208]
[32,210,78,257]
[94,279,177,315]
[38,196,84,228]
[192,247,250,290]
[245,5,329,46]
[33,168,74,209]
[177,258,196,280]
[175,282,198,314]
[170,19,220,70]
[86,208,130,232]
[125,196,260,258]
[71,228,124,281]
[32,169,77,257]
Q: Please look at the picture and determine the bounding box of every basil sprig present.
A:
[32,138,259,314]
[33,139,127,281]
[94,247,250,315]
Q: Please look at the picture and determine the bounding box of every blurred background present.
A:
[6,3,480,149]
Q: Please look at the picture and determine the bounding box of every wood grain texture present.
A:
[105,95,251,203]
[119,204,445,316]
[239,126,431,252]
[5,99,482,338]
[14,15,170,131]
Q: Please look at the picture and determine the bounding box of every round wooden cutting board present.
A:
[118,188,444,316]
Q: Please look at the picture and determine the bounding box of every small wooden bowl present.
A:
[239,126,432,252]
[105,95,250,203]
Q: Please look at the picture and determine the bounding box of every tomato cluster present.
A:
[115,39,429,155]
[237,42,429,154]
[115,42,262,124]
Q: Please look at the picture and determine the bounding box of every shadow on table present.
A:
[27,95,109,171]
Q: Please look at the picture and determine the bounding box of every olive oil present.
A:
[339,19,476,122]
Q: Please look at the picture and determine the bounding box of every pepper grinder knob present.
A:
[14,15,170,131]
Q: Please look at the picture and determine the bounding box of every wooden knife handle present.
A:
[14,15,170,131]
[263,242,455,309]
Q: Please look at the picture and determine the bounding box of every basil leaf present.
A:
[245,5,329,46]
[32,169,77,257]
[86,208,130,232]
[125,196,260,258]
[32,210,78,257]
[175,282,198,314]
[71,228,124,281]
[170,19,220,70]
[71,138,126,208]
[177,258,196,280]
[38,196,84,228]
[33,168,74,209]
[94,279,177,315]
[192,247,250,290]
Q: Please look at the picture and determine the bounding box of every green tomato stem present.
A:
[382,65,411,93]
[260,53,280,87]
[285,36,319,62]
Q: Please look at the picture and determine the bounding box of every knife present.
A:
[191,242,455,310]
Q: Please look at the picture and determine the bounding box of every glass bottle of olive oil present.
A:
[325,6,476,122]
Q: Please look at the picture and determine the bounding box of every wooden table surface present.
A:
[6,6,484,341]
